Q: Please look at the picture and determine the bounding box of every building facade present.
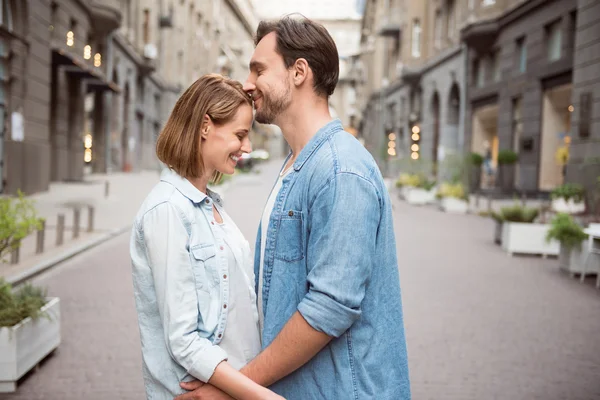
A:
[358,0,597,196]
[1,0,259,195]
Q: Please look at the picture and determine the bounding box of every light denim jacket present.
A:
[255,119,411,399]
[130,169,244,399]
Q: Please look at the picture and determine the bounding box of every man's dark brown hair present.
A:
[255,16,339,97]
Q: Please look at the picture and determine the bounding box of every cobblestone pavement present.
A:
[3,159,600,400]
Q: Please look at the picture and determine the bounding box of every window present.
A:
[446,0,456,40]
[411,19,421,58]
[546,20,562,62]
[473,58,485,87]
[511,98,523,153]
[491,51,500,82]
[434,9,443,49]
[0,0,13,31]
[482,0,495,6]
[516,37,526,73]
[143,9,150,44]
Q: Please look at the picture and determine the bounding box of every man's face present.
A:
[244,32,292,125]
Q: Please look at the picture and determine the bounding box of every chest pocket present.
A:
[191,243,220,290]
[273,210,305,262]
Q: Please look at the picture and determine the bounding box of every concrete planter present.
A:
[0,298,61,393]
[551,198,586,215]
[440,197,469,214]
[501,223,559,257]
[558,243,600,276]
[398,186,415,200]
[405,188,436,205]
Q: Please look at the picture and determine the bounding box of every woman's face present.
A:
[201,104,253,176]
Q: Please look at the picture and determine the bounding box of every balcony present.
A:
[90,0,122,34]
[378,7,402,38]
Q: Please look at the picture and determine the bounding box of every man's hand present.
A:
[175,383,234,400]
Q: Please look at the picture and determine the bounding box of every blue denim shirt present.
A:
[130,169,247,399]
[255,119,411,399]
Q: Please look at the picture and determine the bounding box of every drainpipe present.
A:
[458,42,468,153]
[104,32,115,173]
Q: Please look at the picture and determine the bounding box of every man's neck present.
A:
[276,97,333,158]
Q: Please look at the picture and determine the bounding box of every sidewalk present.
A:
[1,171,162,285]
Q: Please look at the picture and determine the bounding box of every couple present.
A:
[130,16,410,400]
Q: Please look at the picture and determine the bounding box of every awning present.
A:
[52,47,120,93]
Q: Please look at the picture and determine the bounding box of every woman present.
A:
[130,74,281,400]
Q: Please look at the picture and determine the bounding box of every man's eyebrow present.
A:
[249,60,266,71]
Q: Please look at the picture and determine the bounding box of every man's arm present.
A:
[241,312,331,386]
[241,172,380,386]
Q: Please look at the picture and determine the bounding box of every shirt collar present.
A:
[160,168,224,205]
[293,119,343,172]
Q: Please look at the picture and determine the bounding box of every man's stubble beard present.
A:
[254,83,292,125]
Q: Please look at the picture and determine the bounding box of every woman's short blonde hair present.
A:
[156,74,252,181]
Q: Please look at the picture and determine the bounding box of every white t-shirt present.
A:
[258,166,293,334]
[214,207,261,369]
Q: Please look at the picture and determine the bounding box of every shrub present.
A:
[550,183,586,203]
[545,213,588,249]
[469,152,484,166]
[0,191,42,262]
[497,149,518,165]
[497,203,539,223]
[0,278,48,327]
[437,182,467,200]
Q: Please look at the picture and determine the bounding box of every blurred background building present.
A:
[1,0,599,197]
[356,0,600,197]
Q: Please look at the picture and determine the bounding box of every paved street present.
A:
[3,159,600,400]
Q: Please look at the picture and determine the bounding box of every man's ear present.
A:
[292,58,310,87]
[201,115,211,139]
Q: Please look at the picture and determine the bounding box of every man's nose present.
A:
[243,77,255,94]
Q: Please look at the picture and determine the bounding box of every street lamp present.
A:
[411,123,420,160]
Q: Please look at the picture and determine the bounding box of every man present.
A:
[179,16,411,399]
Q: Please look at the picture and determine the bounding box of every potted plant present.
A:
[545,214,597,276]
[396,173,433,203]
[550,183,586,215]
[0,279,61,393]
[497,149,518,193]
[405,177,437,205]
[468,152,484,193]
[499,203,559,257]
[437,182,469,213]
[0,191,42,262]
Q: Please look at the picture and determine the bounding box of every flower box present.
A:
[501,223,559,257]
[551,198,586,215]
[559,244,600,277]
[440,197,469,214]
[0,297,61,393]
[405,188,436,205]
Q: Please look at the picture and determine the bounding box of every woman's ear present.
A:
[201,114,212,139]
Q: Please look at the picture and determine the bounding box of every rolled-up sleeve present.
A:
[141,203,227,382]
[297,172,380,338]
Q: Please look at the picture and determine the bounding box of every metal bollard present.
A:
[56,214,65,246]
[520,193,526,207]
[87,206,94,232]
[105,181,110,198]
[36,219,46,254]
[73,208,81,239]
[10,242,20,264]
[487,196,492,212]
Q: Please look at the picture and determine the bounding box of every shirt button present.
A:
[205,199,210,204]
[223,304,227,309]
[288,210,294,216]
[218,333,222,338]
[220,246,224,250]
[223,274,227,279]
[211,221,214,225]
